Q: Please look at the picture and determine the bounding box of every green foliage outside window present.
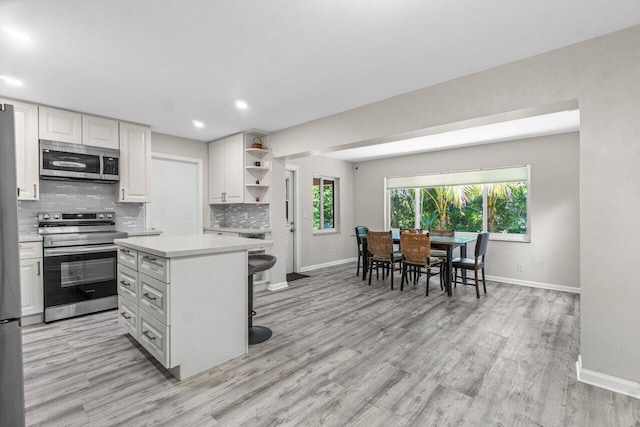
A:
[389,189,415,229]
[313,177,336,230]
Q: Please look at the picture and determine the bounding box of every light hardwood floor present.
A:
[22,263,640,426]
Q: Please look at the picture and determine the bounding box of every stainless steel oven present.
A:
[39,212,127,322]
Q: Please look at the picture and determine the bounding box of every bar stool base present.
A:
[249,326,272,345]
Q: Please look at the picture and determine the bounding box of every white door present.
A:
[147,153,202,236]
[285,168,296,274]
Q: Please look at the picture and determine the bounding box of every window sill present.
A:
[456,231,530,243]
[313,229,338,236]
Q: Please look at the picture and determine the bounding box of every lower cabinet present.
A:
[19,242,43,322]
[116,244,248,380]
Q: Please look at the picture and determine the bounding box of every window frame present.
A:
[313,175,339,235]
[385,166,531,242]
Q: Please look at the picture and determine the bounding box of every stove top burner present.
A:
[38,211,126,247]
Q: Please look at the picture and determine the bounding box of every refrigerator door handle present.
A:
[37,261,40,276]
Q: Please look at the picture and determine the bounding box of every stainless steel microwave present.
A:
[40,140,120,182]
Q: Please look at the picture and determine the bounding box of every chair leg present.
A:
[390,261,394,290]
[474,268,480,298]
[357,251,361,276]
[401,262,406,291]
[425,267,430,296]
[368,259,374,286]
[482,268,487,294]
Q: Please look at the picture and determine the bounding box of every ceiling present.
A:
[1,1,639,142]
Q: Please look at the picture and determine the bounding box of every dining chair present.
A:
[399,232,443,296]
[354,226,369,276]
[366,231,403,289]
[452,232,490,298]
[428,228,454,289]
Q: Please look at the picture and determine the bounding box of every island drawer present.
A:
[117,264,138,303]
[118,298,138,339]
[139,273,169,325]
[118,247,138,269]
[138,251,169,282]
[139,309,170,368]
[19,241,43,259]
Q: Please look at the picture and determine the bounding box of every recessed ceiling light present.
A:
[0,75,24,86]
[2,27,30,42]
[235,100,248,110]
[192,120,204,128]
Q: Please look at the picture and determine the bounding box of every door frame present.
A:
[146,152,203,234]
[285,164,301,273]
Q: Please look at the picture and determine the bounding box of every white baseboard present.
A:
[267,281,289,291]
[485,274,580,294]
[576,355,640,399]
[300,257,357,273]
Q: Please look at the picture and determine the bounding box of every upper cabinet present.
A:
[82,115,119,149]
[244,132,271,204]
[38,106,82,144]
[208,133,245,204]
[1,98,40,200]
[118,122,151,203]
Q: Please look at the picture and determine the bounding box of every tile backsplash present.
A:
[210,204,270,229]
[18,180,145,235]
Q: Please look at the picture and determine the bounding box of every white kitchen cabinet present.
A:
[208,133,244,204]
[118,122,151,203]
[19,242,43,320]
[82,114,119,149]
[38,106,82,144]
[0,98,39,200]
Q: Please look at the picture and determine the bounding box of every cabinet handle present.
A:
[143,255,157,262]
[120,312,131,320]
[122,188,125,199]
[142,330,156,340]
[121,248,130,254]
[143,292,157,301]
[37,261,40,276]
[17,187,20,197]
[120,280,130,287]
[33,184,37,196]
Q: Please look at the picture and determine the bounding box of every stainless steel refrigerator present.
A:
[0,103,26,426]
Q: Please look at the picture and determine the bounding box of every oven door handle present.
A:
[44,244,118,257]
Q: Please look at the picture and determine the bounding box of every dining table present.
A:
[358,232,477,297]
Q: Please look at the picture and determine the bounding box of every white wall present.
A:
[151,132,210,227]
[354,133,580,288]
[269,25,640,385]
[286,156,356,269]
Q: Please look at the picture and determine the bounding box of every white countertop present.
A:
[19,234,43,243]
[115,234,273,258]
[204,227,271,234]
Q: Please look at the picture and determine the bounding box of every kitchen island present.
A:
[114,234,273,380]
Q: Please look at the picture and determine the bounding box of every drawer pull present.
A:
[143,255,157,262]
[143,292,157,301]
[120,312,131,320]
[120,280,131,287]
[142,330,156,340]
[121,249,130,254]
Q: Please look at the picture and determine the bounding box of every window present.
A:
[386,166,529,241]
[313,176,338,232]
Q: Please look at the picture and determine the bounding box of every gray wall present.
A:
[354,133,580,288]
[269,25,640,384]
[286,155,356,268]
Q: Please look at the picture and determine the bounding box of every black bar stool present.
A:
[247,254,277,345]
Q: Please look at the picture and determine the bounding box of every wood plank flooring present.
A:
[22,263,640,426]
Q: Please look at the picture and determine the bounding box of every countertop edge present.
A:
[204,227,271,234]
[114,237,273,258]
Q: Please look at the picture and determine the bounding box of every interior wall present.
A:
[269,25,640,384]
[286,156,356,269]
[151,132,210,228]
[354,133,579,288]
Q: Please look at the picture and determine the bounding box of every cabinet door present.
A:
[19,258,43,316]
[38,106,82,144]
[208,140,225,204]
[0,99,39,200]
[225,134,245,203]
[82,115,119,149]
[118,122,151,203]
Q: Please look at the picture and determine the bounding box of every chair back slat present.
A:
[367,231,393,255]
[355,226,368,246]
[400,232,431,261]
[475,232,490,257]
[429,229,455,237]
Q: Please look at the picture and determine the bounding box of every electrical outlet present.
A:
[517,263,525,272]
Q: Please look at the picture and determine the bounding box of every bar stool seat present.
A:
[247,254,277,345]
